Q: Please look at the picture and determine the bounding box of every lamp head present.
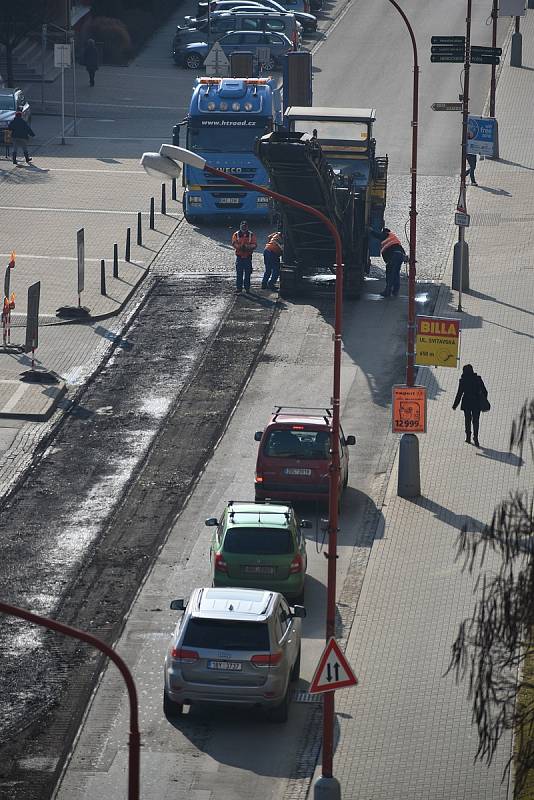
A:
[140,144,207,178]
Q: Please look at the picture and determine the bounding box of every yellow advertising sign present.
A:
[415,316,460,368]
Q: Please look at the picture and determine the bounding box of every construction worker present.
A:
[262,231,283,290]
[231,220,257,294]
[371,226,406,298]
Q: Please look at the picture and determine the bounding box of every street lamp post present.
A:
[0,601,140,800]
[383,0,421,497]
[141,144,344,796]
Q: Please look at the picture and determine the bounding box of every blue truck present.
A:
[177,77,282,223]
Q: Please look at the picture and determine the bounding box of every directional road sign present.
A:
[309,638,358,694]
[431,45,464,53]
[431,54,465,63]
[471,45,502,56]
[431,36,465,45]
[455,211,471,227]
[431,102,463,111]
[471,54,500,64]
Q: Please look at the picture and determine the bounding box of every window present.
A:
[223,526,293,555]
[241,32,264,43]
[183,618,270,650]
[0,94,15,111]
[266,20,285,31]
[242,18,260,29]
[223,33,241,44]
[264,429,331,459]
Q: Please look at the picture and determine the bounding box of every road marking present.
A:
[311,0,355,55]
[43,100,189,111]
[0,252,147,264]
[1,382,29,414]
[37,168,150,175]
[60,136,169,141]
[0,205,179,216]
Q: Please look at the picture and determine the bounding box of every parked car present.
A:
[188,0,317,32]
[254,406,355,504]
[173,10,301,60]
[164,586,306,721]
[0,88,31,131]
[181,30,293,70]
[206,500,310,600]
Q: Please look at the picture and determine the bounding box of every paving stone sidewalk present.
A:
[321,12,534,800]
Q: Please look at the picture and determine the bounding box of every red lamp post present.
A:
[0,601,141,800]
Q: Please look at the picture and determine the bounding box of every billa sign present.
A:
[392,386,427,434]
[415,316,460,368]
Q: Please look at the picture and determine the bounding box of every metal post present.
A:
[201,163,344,798]
[71,36,78,136]
[149,197,155,229]
[0,601,140,800]
[161,183,167,215]
[100,259,106,295]
[137,212,142,246]
[489,0,498,117]
[452,0,471,299]
[125,227,131,262]
[172,177,177,201]
[511,15,522,67]
[41,24,47,108]
[113,243,119,278]
[61,64,65,144]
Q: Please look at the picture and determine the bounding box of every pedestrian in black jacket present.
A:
[8,110,35,165]
[452,364,488,447]
[82,38,99,86]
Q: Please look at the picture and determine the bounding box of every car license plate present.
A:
[219,197,241,204]
[207,660,242,671]
[284,468,312,476]
[244,565,275,575]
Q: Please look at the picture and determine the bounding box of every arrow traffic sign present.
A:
[471,45,502,56]
[431,54,465,62]
[431,36,465,45]
[431,102,463,111]
[471,54,500,64]
[309,637,358,694]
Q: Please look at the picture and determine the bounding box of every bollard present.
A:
[161,183,167,215]
[510,17,522,67]
[137,212,142,246]
[172,177,177,201]
[100,259,106,296]
[113,243,119,278]
[125,227,131,262]
[150,197,155,230]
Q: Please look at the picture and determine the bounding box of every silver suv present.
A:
[164,587,305,722]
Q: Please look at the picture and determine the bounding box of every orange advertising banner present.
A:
[392,385,427,434]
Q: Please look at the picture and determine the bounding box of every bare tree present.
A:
[0,3,51,88]
[448,399,534,796]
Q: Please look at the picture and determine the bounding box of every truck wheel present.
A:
[279,267,297,298]
[344,269,363,300]
[185,53,203,70]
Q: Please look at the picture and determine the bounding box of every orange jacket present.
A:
[380,231,402,256]
[265,233,283,256]
[232,230,257,258]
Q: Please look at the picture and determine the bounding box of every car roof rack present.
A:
[272,406,332,425]
[227,501,291,523]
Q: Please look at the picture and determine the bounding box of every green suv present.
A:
[206,501,310,601]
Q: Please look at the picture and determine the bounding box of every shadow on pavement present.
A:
[407,494,486,535]
[476,446,523,467]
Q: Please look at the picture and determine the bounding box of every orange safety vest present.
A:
[380,231,402,255]
[265,234,283,256]
[232,230,257,258]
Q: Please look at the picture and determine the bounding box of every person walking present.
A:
[262,231,283,290]
[231,220,257,294]
[452,364,488,447]
[8,109,35,165]
[82,38,99,87]
[464,153,478,186]
[370,226,406,298]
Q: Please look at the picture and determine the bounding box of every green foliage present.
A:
[89,0,176,56]
[84,17,133,64]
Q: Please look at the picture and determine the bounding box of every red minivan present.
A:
[254,406,355,504]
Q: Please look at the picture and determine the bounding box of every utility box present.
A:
[283,51,312,112]
[499,0,525,14]
[230,51,254,77]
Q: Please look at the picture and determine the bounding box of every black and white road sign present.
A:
[309,637,358,694]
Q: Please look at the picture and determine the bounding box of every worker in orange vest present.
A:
[231,220,257,294]
[261,231,283,291]
[371,226,406,298]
